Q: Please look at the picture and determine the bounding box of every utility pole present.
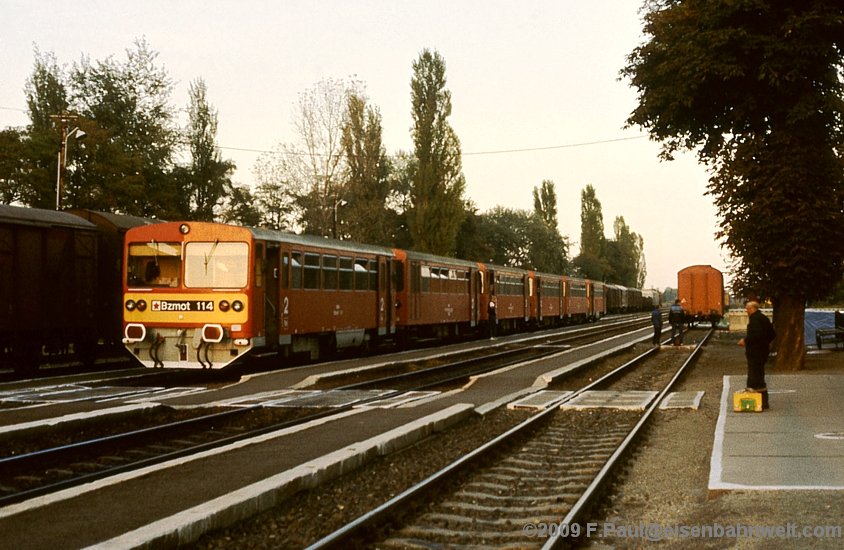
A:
[50,112,81,210]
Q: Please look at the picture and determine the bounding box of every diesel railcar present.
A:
[121,220,653,369]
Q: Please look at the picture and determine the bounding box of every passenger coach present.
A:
[122,221,395,369]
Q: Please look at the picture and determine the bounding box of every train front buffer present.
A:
[122,222,255,369]
[123,292,251,368]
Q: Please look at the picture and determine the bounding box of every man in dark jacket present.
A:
[668,299,684,345]
[738,301,776,409]
[651,304,663,346]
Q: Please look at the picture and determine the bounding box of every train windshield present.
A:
[127,241,182,287]
[184,241,248,288]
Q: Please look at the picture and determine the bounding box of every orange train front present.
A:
[122,222,255,368]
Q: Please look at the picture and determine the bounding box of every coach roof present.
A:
[248,226,395,257]
[0,204,97,231]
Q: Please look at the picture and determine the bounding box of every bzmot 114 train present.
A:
[122,221,656,369]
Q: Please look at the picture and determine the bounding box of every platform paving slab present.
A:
[710,374,844,490]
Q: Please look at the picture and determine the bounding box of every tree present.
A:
[623,1,844,370]
[21,48,70,208]
[295,78,360,237]
[253,78,361,236]
[0,129,26,204]
[69,38,180,216]
[220,182,262,227]
[465,206,568,273]
[574,184,609,280]
[178,78,234,220]
[533,179,559,228]
[408,49,466,255]
[341,93,393,244]
[606,216,645,288]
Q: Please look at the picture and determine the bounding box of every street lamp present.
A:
[52,113,87,210]
[332,194,348,239]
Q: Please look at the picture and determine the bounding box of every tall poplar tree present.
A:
[623,0,844,369]
[177,78,234,221]
[408,49,466,255]
[574,184,608,280]
[341,93,393,244]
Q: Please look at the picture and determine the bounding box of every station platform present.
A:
[709,374,844,490]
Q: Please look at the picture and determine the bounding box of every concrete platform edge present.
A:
[84,403,476,550]
[0,402,160,442]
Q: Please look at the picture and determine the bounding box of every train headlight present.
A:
[219,300,230,312]
[136,300,147,312]
[201,324,224,343]
[123,323,147,343]
[179,223,190,235]
[232,300,244,312]
[125,299,136,311]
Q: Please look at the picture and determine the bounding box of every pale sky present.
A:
[1,0,731,290]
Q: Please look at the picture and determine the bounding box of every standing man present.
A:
[668,299,685,345]
[738,301,776,409]
[651,304,663,346]
[488,295,497,339]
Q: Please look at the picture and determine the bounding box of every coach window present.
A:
[185,242,248,288]
[368,260,378,290]
[323,255,338,290]
[127,241,181,287]
[339,257,354,290]
[281,253,289,288]
[303,253,320,289]
[291,252,302,288]
[354,259,368,290]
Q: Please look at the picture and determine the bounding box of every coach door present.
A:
[378,256,391,336]
[264,244,280,348]
[469,267,479,327]
[524,274,531,322]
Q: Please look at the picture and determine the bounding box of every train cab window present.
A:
[127,241,181,287]
[323,255,338,290]
[304,253,320,289]
[185,242,248,288]
[291,252,302,288]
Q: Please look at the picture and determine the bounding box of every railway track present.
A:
[0,318,655,514]
[305,329,712,549]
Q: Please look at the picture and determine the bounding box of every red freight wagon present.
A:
[677,265,726,325]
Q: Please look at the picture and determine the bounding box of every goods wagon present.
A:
[677,265,727,325]
[0,205,98,371]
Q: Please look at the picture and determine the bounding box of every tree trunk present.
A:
[773,295,805,371]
